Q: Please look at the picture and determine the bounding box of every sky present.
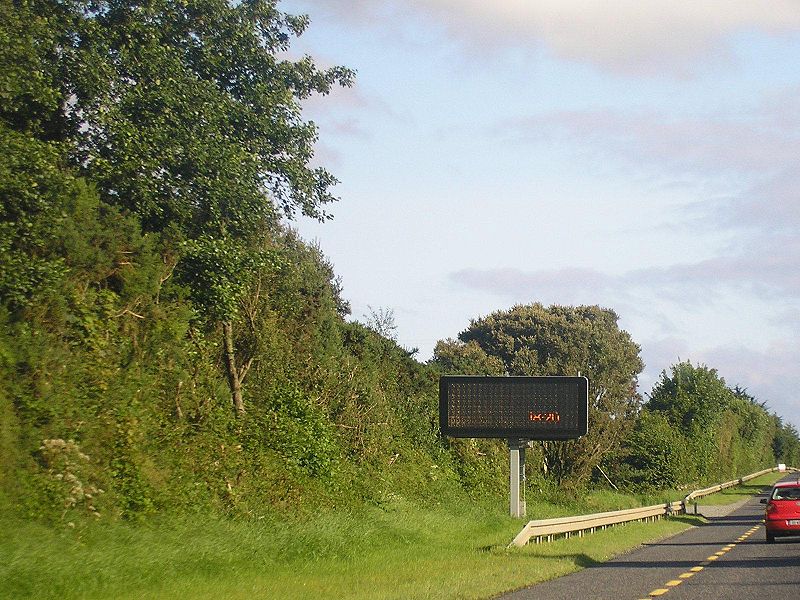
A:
[281,0,800,430]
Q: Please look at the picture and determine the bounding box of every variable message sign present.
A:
[439,375,588,440]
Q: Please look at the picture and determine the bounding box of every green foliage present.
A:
[250,382,339,477]
[0,160,458,520]
[442,437,508,497]
[178,235,278,321]
[2,0,355,414]
[434,304,644,486]
[432,338,505,376]
[0,0,64,136]
[0,127,70,307]
[0,337,28,510]
[60,0,354,233]
[773,418,800,466]
[3,0,799,539]
[613,411,686,489]
[615,361,785,490]
[647,362,731,431]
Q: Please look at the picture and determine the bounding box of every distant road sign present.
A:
[439,376,588,440]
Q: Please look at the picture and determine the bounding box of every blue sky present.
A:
[282,1,800,429]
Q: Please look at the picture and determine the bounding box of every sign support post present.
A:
[509,439,527,518]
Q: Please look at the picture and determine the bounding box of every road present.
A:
[499,481,800,600]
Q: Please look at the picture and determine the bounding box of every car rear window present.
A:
[771,487,800,500]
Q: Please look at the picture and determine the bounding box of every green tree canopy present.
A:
[647,361,733,431]
[433,303,644,484]
[773,417,800,466]
[431,338,505,376]
[5,0,355,413]
[54,0,354,237]
[618,362,783,487]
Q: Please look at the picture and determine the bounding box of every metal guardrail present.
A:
[683,466,799,513]
[510,466,793,547]
[684,468,774,504]
[510,501,683,547]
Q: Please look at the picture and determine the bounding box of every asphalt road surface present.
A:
[499,480,800,600]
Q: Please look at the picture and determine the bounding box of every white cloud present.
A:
[450,243,800,308]
[291,0,800,76]
[526,2,790,73]
[487,86,800,305]
[498,107,800,178]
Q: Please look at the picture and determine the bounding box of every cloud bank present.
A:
[295,0,800,76]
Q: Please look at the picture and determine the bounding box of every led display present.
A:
[439,376,588,439]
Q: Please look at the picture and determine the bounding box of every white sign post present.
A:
[509,439,527,518]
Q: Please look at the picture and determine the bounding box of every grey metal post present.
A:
[509,439,526,518]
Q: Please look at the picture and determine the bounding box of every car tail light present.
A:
[766,502,777,513]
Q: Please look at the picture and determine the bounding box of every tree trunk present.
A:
[223,320,246,416]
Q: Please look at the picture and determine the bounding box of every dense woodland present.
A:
[2,0,799,524]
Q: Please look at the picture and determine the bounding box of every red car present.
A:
[762,481,800,543]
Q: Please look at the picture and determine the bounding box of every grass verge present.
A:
[1,493,703,600]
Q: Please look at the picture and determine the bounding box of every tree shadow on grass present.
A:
[482,546,601,569]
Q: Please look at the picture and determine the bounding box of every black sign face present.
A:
[439,376,588,440]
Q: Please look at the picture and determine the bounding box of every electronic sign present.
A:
[439,376,588,440]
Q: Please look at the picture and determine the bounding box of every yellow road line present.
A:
[642,525,756,598]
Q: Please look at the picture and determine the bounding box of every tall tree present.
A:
[435,304,644,484]
[646,362,733,431]
[34,0,353,413]
[431,338,505,376]
[0,0,76,308]
[773,417,800,467]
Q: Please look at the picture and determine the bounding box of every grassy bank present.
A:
[2,489,702,600]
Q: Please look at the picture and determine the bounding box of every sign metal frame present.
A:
[439,375,589,440]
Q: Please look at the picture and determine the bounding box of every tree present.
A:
[638,362,781,483]
[33,0,354,413]
[63,0,354,232]
[647,362,733,431]
[619,410,685,489]
[431,339,505,376]
[0,0,76,307]
[0,127,70,308]
[0,0,65,139]
[436,304,644,485]
[773,417,800,467]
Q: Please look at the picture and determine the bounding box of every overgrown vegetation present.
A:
[432,308,800,495]
[2,0,799,587]
[0,0,449,523]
